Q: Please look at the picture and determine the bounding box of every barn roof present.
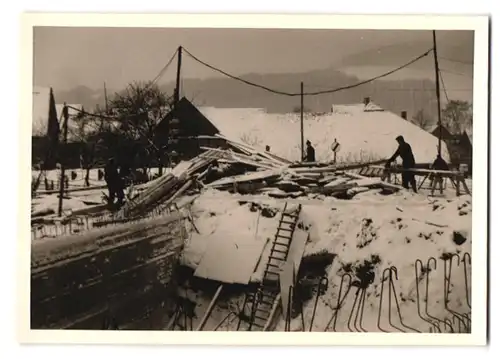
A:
[200,102,450,164]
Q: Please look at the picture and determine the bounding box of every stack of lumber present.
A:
[115,149,222,219]
[197,146,399,200]
[31,211,187,330]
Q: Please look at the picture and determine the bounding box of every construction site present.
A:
[30,38,473,334]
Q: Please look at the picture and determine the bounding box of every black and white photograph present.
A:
[21,13,488,344]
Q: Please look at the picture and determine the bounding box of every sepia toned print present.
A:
[27,20,483,339]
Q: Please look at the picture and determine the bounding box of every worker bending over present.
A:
[386,135,418,193]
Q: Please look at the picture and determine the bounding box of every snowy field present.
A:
[30,162,473,333]
[175,188,472,332]
[31,167,168,215]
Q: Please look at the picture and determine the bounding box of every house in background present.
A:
[156,96,450,165]
[198,97,449,164]
[430,124,472,174]
[155,97,226,160]
[32,86,91,168]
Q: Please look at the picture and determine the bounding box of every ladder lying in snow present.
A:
[237,202,303,331]
[358,166,386,177]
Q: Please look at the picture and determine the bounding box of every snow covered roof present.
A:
[200,103,450,164]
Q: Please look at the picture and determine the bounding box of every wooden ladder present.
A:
[237,202,302,331]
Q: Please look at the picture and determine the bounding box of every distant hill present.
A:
[51,66,472,129]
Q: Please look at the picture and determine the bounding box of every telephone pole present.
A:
[104,82,109,113]
[432,30,443,157]
[174,46,183,107]
[57,104,69,217]
[300,82,304,161]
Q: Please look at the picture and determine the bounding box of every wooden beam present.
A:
[195,284,224,331]
[263,293,281,331]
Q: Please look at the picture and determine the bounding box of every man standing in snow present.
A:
[304,140,316,162]
[386,135,417,193]
[104,158,124,206]
[430,154,449,196]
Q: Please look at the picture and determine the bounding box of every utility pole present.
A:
[300,82,304,162]
[174,46,183,107]
[57,103,69,217]
[432,30,443,157]
[104,81,109,113]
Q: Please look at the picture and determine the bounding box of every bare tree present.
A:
[67,106,107,186]
[441,100,472,134]
[412,109,433,130]
[108,81,174,175]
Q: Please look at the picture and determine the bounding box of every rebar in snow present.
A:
[377,266,420,333]
[424,257,454,333]
[442,254,469,332]
[347,286,367,332]
[462,252,471,309]
[213,311,238,331]
[285,286,292,331]
[309,276,328,331]
[414,259,441,332]
[324,273,352,332]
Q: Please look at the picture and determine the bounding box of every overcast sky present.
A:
[33,27,474,91]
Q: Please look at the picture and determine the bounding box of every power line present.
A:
[386,88,472,92]
[440,68,473,78]
[65,105,161,152]
[182,46,433,97]
[303,50,433,96]
[438,56,473,66]
[182,47,293,96]
[150,48,179,86]
[438,69,450,103]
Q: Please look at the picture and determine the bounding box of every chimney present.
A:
[363,97,370,106]
[401,111,407,120]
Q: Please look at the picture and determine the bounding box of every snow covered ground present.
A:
[180,187,471,332]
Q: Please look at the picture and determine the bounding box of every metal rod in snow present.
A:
[195,284,223,331]
[300,82,304,161]
[432,30,443,157]
[57,104,69,217]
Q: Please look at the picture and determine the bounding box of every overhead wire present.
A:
[182,46,433,97]
[438,69,450,104]
[150,48,179,86]
[438,56,473,66]
[440,68,472,78]
[65,105,161,152]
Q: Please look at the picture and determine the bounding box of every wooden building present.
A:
[430,124,472,174]
[155,97,227,161]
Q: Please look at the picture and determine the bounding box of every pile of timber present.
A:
[195,140,400,200]
[114,149,223,219]
[31,211,187,330]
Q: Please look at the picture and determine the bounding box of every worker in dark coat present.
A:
[386,135,417,193]
[430,154,449,196]
[304,140,316,162]
[104,158,124,205]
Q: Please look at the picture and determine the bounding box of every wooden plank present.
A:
[279,261,295,320]
[293,160,386,175]
[193,234,267,285]
[195,284,224,331]
[36,185,107,195]
[371,166,462,176]
[207,169,282,188]
[263,294,281,331]
[214,133,292,165]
